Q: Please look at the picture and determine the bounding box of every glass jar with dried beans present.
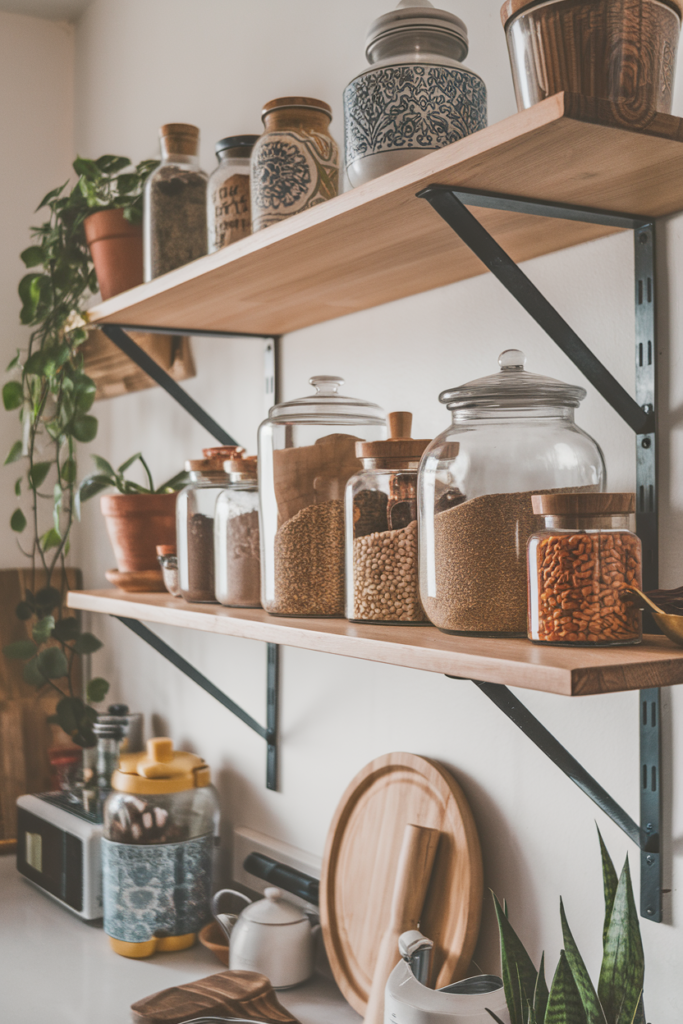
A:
[258,376,386,617]
[176,447,244,603]
[345,412,430,623]
[214,456,261,607]
[418,349,606,637]
[143,123,208,280]
[527,492,642,646]
[207,135,259,252]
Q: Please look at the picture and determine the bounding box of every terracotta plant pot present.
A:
[502,0,682,123]
[84,209,143,300]
[100,493,177,573]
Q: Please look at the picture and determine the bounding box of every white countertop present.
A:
[0,853,361,1024]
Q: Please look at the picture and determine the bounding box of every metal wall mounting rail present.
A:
[423,183,663,920]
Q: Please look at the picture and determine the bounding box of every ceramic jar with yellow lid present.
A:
[102,737,219,958]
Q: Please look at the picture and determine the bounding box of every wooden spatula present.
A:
[364,823,440,1024]
[130,969,300,1024]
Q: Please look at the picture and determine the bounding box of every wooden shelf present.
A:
[67,589,683,697]
[82,93,683,338]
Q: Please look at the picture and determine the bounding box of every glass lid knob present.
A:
[498,349,526,371]
[309,375,344,395]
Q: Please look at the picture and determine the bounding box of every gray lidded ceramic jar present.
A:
[343,0,487,188]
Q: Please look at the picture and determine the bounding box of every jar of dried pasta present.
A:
[527,492,642,646]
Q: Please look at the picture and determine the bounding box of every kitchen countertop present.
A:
[0,853,361,1023]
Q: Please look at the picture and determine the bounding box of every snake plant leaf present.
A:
[597,858,644,1024]
[526,1006,538,1024]
[633,997,646,1024]
[560,898,607,1024]
[492,893,538,1024]
[533,951,549,1023]
[545,950,587,1024]
[597,827,618,947]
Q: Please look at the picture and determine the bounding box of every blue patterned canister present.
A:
[344,0,487,187]
[251,97,339,232]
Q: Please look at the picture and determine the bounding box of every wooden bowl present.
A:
[105,568,167,592]
[199,920,230,966]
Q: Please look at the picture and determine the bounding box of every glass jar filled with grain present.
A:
[527,492,641,646]
[418,349,606,637]
[259,376,386,617]
[345,411,431,624]
[214,456,261,607]
[177,446,244,603]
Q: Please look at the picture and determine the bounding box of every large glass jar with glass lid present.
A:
[214,456,261,607]
[418,350,606,637]
[259,376,386,617]
[345,411,430,624]
[177,446,244,604]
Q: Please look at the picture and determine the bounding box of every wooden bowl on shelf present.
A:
[199,920,231,966]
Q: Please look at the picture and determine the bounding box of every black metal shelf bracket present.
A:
[96,322,281,790]
[421,184,662,920]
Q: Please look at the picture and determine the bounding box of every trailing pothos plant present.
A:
[487,830,645,1024]
[2,155,157,747]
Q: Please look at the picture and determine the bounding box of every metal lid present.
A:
[261,96,333,120]
[366,0,469,63]
[266,375,385,425]
[241,886,308,926]
[215,134,260,157]
[439,349,587,411]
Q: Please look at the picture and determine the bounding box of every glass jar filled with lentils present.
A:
[527,492,642,646]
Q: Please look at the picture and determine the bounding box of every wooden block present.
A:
[130,969,300,1024]
[82,330,195,400]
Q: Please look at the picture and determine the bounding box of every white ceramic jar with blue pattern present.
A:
[343,0,487,188]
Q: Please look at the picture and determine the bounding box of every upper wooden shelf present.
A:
[83,93,683,338]
[68,589,683,697]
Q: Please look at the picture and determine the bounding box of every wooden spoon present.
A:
[624,585,683,646]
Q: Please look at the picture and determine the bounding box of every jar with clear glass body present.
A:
[157,544,181,597]
[214,456,261,607]
[177,446,244,603]
[528,492,642,646]
[208,135,259,252]
[345,412,430,623]
[143,123,208,281]
[102,737,219,958]
[418,349,606,637]
[258,376,386,617]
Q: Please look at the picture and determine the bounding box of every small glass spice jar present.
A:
[143,123,208,281]
[250,97,339,233]
[214,456,261,607]
[345,412,430,624]
[177,446,244,603]
[527,492,642,646]
[157,544,181,597]
[207,135,259,252]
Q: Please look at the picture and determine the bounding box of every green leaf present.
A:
[92,455,116,478]
[3,381,23,410]
[74,378,96,413]
[76,474,112,516]
[37,646,68,679]
[15,601,34,621]
[24,350,46,375]
[4,639,38,659]
[96,154,130,173]
[61,458,77,484]
[36,181,67,210]
[32,615,55,644]
[20,245,45,268]
[87,677,110,703]
[546,951,587,1024]
[41,527,62,551]
[10,509,27,533]
[52,617,80,642]
[74,632,103,655]
[116,173,138,194]
[533,952,549,1023]
[560,899,607,1024]
[598,858,644,1024]
[73,156,102,180]
[5,441,23,465]
[598,828,619,946]
[492,893,538,1024]
[54,696,85,738]
[23,656,46,688]
[29,461,52,489]
[117,451,141,474]
[14,477,22,496]
[35,586,62,613]
[71,414,98,442]
[157,469,190,493]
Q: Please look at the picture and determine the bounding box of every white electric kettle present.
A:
[211,887,315,990]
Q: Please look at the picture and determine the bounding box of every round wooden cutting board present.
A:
[320,752,483,1016]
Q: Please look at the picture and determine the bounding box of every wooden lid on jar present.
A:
[224,455,257,477]
[261,96,333,120]
[156,544,177,556]
[356,411,431,460]
[186,446,244,473]
[531,492,636,516]
[500,0,683,26]
[160,123,200,155]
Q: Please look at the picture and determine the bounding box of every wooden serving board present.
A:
[130,969,300,1023]
[320,752,483,1016]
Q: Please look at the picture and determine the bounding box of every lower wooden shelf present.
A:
[67,589,683,697]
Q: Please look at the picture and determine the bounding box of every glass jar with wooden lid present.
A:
[345,412,431,623]
[214,456,261,608]
[527,492,642,646]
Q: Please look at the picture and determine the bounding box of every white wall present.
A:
[8,0,677,1015]
[0,12,74,566]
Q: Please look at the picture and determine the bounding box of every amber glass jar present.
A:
[527,492,641,646]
